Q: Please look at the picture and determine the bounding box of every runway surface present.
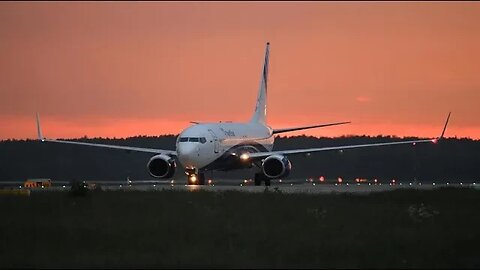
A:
[1,178,477,194]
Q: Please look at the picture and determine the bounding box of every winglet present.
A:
[439,112,451,140]
[36,113,45,141]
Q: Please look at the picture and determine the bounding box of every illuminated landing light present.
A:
[357,183,360,186]
[189,175,197,184]
[334,183,338,186]
[432,138,438,144]
[319,176,325,182]
[391,179,396,185]
[119,184,122,187]
[446,182,449,185]
[413,142,416,146]
[399,183,403,186]
[337,177,343,184]
[346,183,349,186]
[170,180,175,184]
[368,183,371,186]
[153,184,156,187]
[240,153,250,161]
[208,179,213,185]
[240,183,243,186]
[244,179,248,184]
[473,183,476,185]
[409,183,412,186]
[313,183,316,186]
[279,179,283,183]
[19,186,22,189]
[460,182,463,185]
[62,185,66,188]
[374,179,378,184]
[433,182,436,186]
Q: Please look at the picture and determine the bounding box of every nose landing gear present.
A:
[187,172,205,185]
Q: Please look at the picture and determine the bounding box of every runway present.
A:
[2,179,477,194]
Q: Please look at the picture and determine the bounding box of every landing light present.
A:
[432,138,438,144]
[240,153,249,160]
[208,179,213,185]
[190,175,197,183]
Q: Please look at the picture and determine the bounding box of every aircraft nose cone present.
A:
[178,143,198,167]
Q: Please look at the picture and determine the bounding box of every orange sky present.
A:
[1,2,479,140]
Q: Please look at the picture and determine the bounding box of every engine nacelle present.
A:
[147,154,176,178]
[262,155,292,179]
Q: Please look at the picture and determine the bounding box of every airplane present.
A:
[35,42,451,186]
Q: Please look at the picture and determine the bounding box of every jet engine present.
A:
[262,155,292,179]
[147,154,176,178]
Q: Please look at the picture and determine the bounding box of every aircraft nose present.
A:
[177,143,198,167]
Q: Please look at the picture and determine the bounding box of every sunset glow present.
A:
[1,2,479,140]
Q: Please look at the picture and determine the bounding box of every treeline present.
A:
[0,135,479,182]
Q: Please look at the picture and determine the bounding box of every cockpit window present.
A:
[179,137,206,143]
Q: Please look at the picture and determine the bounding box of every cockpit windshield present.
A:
[178,137,207,144]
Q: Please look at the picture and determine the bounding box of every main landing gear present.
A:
[187,172,205,185]
[254,173,271,186]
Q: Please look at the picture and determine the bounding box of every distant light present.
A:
[399,183,403,186]
[413,142,416,146]
[368,183,371,186]
[119,184,122,187]
[208,179,213,185]
[432,138,438,144]
[409,183,412,186]
[446,182,449,185]
[357,183,360,186]
[190,175,197,183]
[62,185,66,188]
[319,176,325,182]
[153,184,156,187]
[346,183,349,186]
[460,182,463,185]
[337,177,343,183]
[240,183,243,186]
[244,179,248,183]
[334,183,338,186]
[473,183,476,185]
[19,186,22,189]
[290,183,293,186]
[313,183,316,186]
[170,180,175,184]
[279,179,283,183]
[432,182,436,186]
[391,179,396,185]
[374,179,378,184]
[240,153,249,160]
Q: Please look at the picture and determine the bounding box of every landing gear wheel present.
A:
[254,173,270,186]
[198,173,205,185]
[264,178,271,186]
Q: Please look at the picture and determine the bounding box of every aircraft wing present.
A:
[272,121,351,134]
[36,114,177,156]
[242,113,451,161]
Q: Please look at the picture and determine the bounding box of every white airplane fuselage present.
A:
[176,122,274,172]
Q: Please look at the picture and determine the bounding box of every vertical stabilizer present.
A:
[250,42,270,124]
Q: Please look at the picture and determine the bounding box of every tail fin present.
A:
[250,42,270,124]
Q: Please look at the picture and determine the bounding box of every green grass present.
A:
[1,188,479,268]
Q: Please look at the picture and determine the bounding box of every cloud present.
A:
[356,96,372,103]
